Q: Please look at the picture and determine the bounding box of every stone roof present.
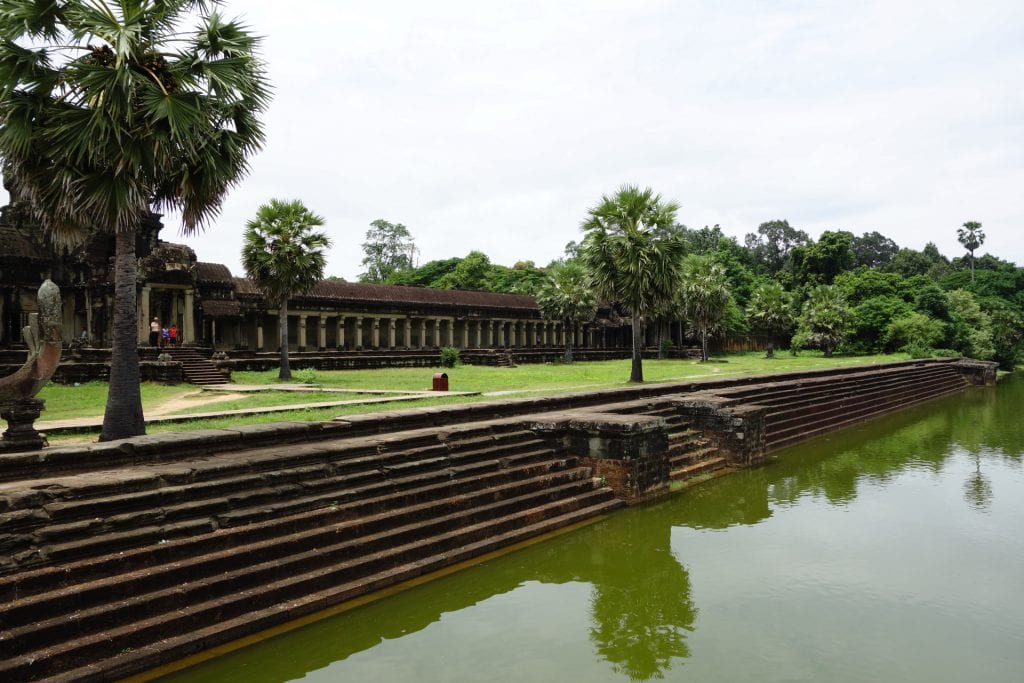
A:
[201,299,242,318]
[0,224,48,262]
[195,262,234,285]
[232,276,261,296]
[300,281,539,312]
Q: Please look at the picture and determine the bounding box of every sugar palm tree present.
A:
[536,260,597,363]
[678,255,731,362]
[956,221,985,282]
[746,281,794,357]
[581,185,685,382]
[0,0,269,440]
[242,199,330,380]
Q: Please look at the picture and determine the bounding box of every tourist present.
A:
[161,326,170,348]
[169,324,178,347]
[149,317,160,347]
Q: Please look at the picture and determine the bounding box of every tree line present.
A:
[357,193,1021,378]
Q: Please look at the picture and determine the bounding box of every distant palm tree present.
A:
[746,281,794,357]
[582,185,685,382]
[242,200,330,380]
[956,221,985,282]
[793,285,850,357]
[0,0,269,440]
[678,255,731,362]
[536,261,597,363]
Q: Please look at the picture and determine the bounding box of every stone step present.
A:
[766,379,966,451]
[2,474,604,649]
[750,367,963,412]
[765,374,965,440]
[1,489,621,681]
[0,455,579,598]
[670,456,729,481]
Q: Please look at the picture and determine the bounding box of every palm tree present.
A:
[0,1,269,441]
[242,199,330,380]
[746,281,794,358]
[793,285,850,357]
[956,221,985,282]
[536,261,597,363]
[678,255,731,362]
[582,185,685,382]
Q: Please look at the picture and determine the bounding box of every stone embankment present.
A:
[0,358,996,681]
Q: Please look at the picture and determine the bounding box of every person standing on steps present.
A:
[149,317,160,347]
[169,324,178,347]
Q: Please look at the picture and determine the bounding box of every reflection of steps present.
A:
[0,420,620,681]
[165,347,230,385]
[710,362,968,452]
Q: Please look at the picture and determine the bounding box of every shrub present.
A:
[440,346,460,368]
[932,348,962,358]
[293,368,317,384]
[660,339,674,357]
[902,342,933,359]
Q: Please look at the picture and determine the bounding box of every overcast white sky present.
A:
[21,1,1024,278]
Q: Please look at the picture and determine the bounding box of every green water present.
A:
[164,375,1024,683]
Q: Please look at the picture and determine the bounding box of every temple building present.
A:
[1,210,636,353]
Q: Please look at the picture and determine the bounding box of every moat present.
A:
[159,373,1024,682]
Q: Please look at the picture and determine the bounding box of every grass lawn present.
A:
[37,351,909,427]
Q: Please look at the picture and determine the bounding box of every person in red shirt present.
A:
[169,324,178,346]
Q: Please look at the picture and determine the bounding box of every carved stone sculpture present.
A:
[0,279,62,452]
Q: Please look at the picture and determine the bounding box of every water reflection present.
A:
[164,374,1021,683]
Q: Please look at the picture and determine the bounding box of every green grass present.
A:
[233,351,910,394]
[38,351,911,441]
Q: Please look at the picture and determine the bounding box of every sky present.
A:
[10,0,1024,278]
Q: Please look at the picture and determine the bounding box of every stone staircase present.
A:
[707,361,969,452]
[0,420,621,681]
[164,347,230,385]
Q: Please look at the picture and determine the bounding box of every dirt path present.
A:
[147,390,246,416]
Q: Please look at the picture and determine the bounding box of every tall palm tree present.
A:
[956,221,985,282]
[746,280,794,358]
[0,0,269,440]
[536,260,597,363]
[678,255,731,362]
[582,185,685,382]
[242,199,330,380]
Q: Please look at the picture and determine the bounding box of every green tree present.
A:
[582,185,685,382]
[744,219,810,276]
[359,219,415,283]
[791,230,855,286]
[435,251,493,290]
[242,200,330,380]
[536,261,597,363]
[746,281,794,357]
[885,312,945,353]
[792,285,851,357]
[0,0,269,440]
[946,289,995,360]
[678,255,731,362]
[850,231,899,269]
[957,221,985,282]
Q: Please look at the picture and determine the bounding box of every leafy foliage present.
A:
[581,185,685,382]
[536,261,597,362]
[678,255,731,362]
[359,219,415,283]
[792,285,851,357]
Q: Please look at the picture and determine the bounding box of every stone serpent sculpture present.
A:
[0,279,62,450]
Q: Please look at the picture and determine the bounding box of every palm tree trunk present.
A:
[629,315,644,383]
[564,319,574,363]
[99,226,145,441]
[278,297,291,380]
[701,326,709,362]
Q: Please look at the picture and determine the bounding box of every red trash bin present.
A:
[432,373,449,391]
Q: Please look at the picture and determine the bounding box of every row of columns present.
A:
[138,286,195,344]
[257,312,611,352]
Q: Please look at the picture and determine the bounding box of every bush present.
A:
[902,342,933,359]
[660,339,674,357]
[293,368,317,384]
[932,348,962,358]
[440,346,460,368]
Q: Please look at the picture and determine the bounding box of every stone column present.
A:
[138,286,151,344]
[419,319,427,349]
[298,314,308,351]
[318,314,327,350]
[388,318,397,348]
[403,318,412,348]
[462,321,469,348]
[256,323,264,351]
[354,316,363,349]
[371,317,380,349]
[433,318,441,347]
[602,328,607,349]
[183,289,195,344]
[336,316,345,349]
[498,321,506,347]
[474,320,482,347]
